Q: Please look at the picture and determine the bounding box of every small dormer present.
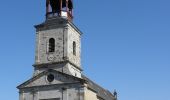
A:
[46,0,73,21]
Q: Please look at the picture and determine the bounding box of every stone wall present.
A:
[35,28,64,64]
[84,87,99,100]
[67,24,81,67]
[20,84,84,100]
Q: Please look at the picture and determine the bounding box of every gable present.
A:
[18,70,84,89]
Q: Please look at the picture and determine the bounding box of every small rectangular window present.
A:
[73,41,76,55]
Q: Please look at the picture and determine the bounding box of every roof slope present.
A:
[82,75,116,100]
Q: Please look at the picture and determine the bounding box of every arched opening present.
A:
[49,38,55,52]
[73,41,76,55]
[46,0,73,20]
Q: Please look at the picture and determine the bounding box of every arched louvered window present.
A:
[73,41,76,55]
[49,38,55,52]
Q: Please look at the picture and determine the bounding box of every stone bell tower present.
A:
[17,1,117,100]
[33,0,82,78]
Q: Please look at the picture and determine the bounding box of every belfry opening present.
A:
[46,0,73,21]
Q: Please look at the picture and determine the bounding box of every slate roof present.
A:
[82,75,116,100]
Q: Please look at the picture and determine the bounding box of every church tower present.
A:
[33,0,82,78]
[17,0,117,100]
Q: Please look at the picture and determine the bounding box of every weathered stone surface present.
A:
[18,69,85,100]
[18,17,116,100]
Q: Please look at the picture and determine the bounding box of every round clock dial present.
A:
[47,54,54,61]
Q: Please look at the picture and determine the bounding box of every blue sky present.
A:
[0,0,170,100]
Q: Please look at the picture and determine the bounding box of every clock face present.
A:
[47,54,55,61]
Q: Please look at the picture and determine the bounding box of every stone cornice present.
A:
[33,60,83,71]
[34,17,83,36]
[19,82,84,90]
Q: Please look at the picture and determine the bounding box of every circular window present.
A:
[47,74,55,82]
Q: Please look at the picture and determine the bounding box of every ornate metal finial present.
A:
[113,90,118,100]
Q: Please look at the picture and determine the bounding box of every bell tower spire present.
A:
[46,0,73,21]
